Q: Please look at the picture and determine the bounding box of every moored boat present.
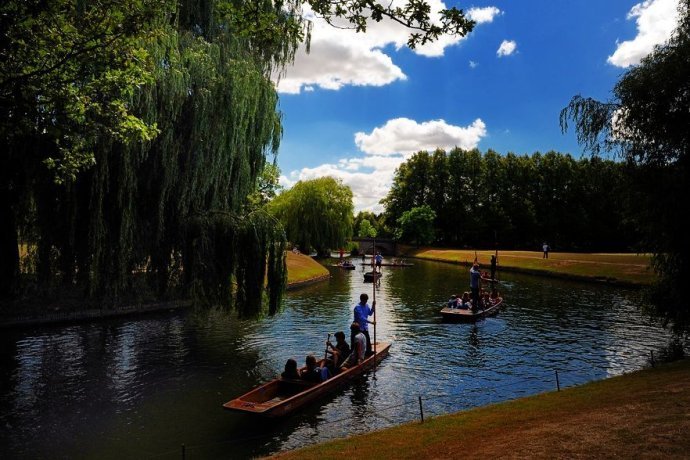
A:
[223,342,391,417]
[440,297,503,322]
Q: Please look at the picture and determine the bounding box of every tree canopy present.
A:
[0,0,477,313]
[395,205,436,246]
[560,0,690,334]
[268,177,354,256]
[381,148,635,251]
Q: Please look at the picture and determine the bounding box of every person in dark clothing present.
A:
[469,263,481,313]
[300,354,327,382]
[281,358,300,380]
[326,331,351,372]
[490,254,498,281]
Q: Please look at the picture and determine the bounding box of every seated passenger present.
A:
[490,288,500,301]
[460,292,471,309]
[447,294,459,309]
[326,331,351,371]
[341,322,366,369]
[281,358,300,380]
[301,354,328,382]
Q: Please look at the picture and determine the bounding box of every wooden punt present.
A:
[368,262,414,267]
[331,263,356,270]
[223,342,391,417]
[440,297,503,322]
[363,271,382,282]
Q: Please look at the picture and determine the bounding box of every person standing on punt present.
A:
[490,254,498,281]
[375,252,383,272]
[353,293,376,356]
[470,263,481,313]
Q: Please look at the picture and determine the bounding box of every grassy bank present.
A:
[286,251,330,289]
[272,358,690,459]
[403,248,654,286]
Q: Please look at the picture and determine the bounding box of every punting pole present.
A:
[373,236,377,375]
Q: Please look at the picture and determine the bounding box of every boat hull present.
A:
[440,298,503,322]
[223,342,391,417]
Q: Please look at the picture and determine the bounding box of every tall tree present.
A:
[1,0,476,310]
[561,0,690,333]
[268,177,354,256]
[395,205,436,246]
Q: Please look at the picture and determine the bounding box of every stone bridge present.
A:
[351,237,397,256]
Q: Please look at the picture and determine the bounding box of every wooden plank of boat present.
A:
[223,342,391,417]
[440,297,503,322]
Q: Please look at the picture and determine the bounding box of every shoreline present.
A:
[407,255,643,288]
[271,358,690,459]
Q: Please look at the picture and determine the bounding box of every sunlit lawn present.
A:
[407,248,654,285]
[286,251,329,286]
[272,358,690,459]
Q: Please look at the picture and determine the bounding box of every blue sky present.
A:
[273,0,680,212]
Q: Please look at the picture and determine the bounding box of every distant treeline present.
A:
[381,148,640,251]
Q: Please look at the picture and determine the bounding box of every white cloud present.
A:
[496,39,517,57]
[469,60,478,68]
[467,6,502,24]
[607,0,680,68]
[355,118,487,155]
[283,118,487,212]
[276,2,501,94]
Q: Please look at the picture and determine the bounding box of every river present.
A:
[0,258,673,459]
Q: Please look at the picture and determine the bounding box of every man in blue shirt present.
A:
[470,263,481,313]
[353,293,376,356]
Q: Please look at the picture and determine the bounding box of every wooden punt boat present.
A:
[363,271,382,282]
[368,262,414,267]
[440,297,503,322]
[331,262,356,270]
[223,342,391,417]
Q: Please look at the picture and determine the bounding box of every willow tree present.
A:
[561,0,690,333]
[2,0,476,313]
[269,177,354,256]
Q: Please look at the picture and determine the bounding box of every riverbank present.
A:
[272,358,690,459]
[402,248,654,286]
[0,251,329,328]
[285,251,330,289]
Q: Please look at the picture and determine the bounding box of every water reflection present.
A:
[0,258,676,459]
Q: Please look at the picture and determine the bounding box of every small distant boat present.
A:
[368,261,414,267]
[440,297,503,322]
[223,342,391,417]
[363,271,382,282]
[332,262,356,270]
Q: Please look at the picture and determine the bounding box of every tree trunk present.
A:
[0,184,19,299]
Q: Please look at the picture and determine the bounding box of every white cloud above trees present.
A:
[281,118,487,212]
[607,0,680,68]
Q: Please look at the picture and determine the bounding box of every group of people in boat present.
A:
[281,293,376,383]
[448,262,500,313]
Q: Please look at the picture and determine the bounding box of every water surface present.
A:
[0,259,671,458]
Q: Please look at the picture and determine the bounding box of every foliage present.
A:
[0,0,476,311]
[395,205,435,246]
[248,162,283,209]
[357,219,378,238]
[560,0,690,334]
[268,177,354,256]
[381,149,635,251]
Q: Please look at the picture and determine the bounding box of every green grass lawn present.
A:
[285,251,329,286]
[271,358,690,459]
[405,248,654,285]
